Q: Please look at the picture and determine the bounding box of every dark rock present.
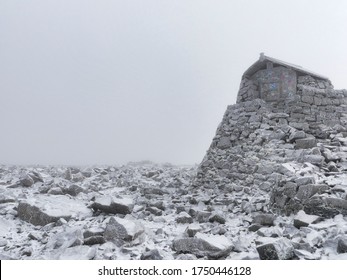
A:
[104,217,144,242]
[209,213,226,224]
[91,196,134,215]
[252,214,275,226]
[248,224,262,232]
[176,212,193,224]
[64,184,84,196]
[146,206,163,216]
[295,138,316,149]
[84,236,106,246]
[337,237,347,254]
[256,238,294,260]
[140,249,163,260]
[296,184,329,201]
[83,227,104,239]
[19,174,34,187]
[172,233,233,259]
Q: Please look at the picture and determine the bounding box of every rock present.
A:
[46,227,84,249]
[104,217,145,242]
[295,138,316,149]
[293,249,320,260]
[64,184,84,196]
[256,238,294,260]
[91,196,134,215]
[17,195,92,226]
[51,245,96,260]
[185,224,202,237]
[217,137,231,150]
[140,249,163,260]
[209,213,226,224]
[324,198,347,210]
[175,254,198,260]
[176,212,193,224]
[146,206,163,216]
[295,177,315,186]
[195,210,211,223]
[296,184,329,201]
[172,233,233,259]
[83,227,104,239]
[84,236,106,246]
[19,174,34,187]
[293,210,321,228]
[248,224,262,232]
[47,187,64,195]
[252,213,275,226]
[289,131,306,142]
[302,155,325,166]
[29,171,44,183]
[337,237,347,254]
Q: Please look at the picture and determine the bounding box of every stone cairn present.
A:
[193,73,347,218]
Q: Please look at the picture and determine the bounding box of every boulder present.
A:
[209,213,226,224]
[176,212,193,224]
[337,237,347,254]
[256,238,294,260]
[104,217,144,242]
[172,233,233,259]
[140,249,163,260]
[91,196,134,215]
[146,206,163,216]
[46,227,84,249]
[19,174,34,187]
[185,224,202,237]
[17,195,92,226]
[64,184,84,196]
[293,210,321,228]
[295,138,316,149]
[296,184,329,201]
[252,213,276,226]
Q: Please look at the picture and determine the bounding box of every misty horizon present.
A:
[1,0,347,165]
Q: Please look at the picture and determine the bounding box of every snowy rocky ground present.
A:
[1,162,347,260]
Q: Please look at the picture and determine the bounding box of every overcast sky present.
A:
[1,0,347,165]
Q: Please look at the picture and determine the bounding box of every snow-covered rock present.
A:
[172,233,233,259]
[91,196,134,215]
[104,216,144,242]
[17,195,92,226]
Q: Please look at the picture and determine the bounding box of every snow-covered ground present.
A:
[0,162,347,260]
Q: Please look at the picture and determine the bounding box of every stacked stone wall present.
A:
[194,75,347,218]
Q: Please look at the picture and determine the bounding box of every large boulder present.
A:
[17,195,92,226]
[172,233,233,259]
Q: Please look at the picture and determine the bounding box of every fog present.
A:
[1,0,347,165]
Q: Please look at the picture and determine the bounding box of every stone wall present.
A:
[193,76,347,218]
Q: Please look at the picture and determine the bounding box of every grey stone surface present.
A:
[17,195,92,226]
[91,196,134,215]
[104,217,144,242]
[172,233,233,259]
